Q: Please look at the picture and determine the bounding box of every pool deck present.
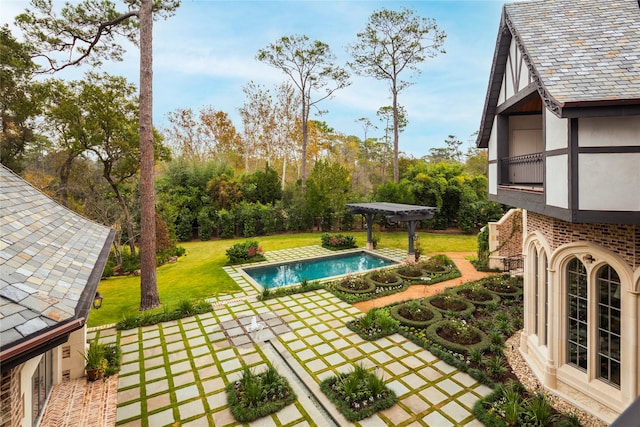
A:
[42,247,495,427]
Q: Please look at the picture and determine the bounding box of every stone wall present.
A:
[526,212,639,268]
[0,366,23,427]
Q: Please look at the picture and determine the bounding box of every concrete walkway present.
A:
[80,248,495,426]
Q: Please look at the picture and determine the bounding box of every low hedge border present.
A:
[335,280,376,294]
[389,303,441,328]
[481,285,523,299]
[327,283,408,304]
[364,272,403,288]
[258,281,324,301]
[116,299,212,330]
[320,374,397,422]
[450,287,501,306]
[423,295,476,317]
[425,320,492,355]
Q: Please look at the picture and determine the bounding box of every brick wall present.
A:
[527,212,639,268]
[0,366,23,427]
[496,209,523,258]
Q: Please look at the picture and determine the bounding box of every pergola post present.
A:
[365,213,375,250]
[407,220,418,263]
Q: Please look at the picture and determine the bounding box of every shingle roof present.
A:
[477,0,640,148]
[0,165,114,352]
[504,0,640,105]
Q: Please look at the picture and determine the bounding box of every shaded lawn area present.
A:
[88,231,477,327]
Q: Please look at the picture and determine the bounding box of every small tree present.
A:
[348,7,446,183]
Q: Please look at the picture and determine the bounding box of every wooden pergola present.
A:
[345,202,438,261]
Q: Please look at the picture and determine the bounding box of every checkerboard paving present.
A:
[88,247,492,426]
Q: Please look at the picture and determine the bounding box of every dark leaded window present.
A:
[597,265,621,388]
[534,250,539,336]
[541,252,548,346]
[567,258,587,370]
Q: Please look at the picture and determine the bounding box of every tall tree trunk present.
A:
[57,152,75,206]
[300,103,308,193]
[392,85,399,183]
[281,156,287,189]
[138,0,160,311]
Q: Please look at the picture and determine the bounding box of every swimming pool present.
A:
[243,251,398,289]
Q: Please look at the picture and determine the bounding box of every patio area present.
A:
[46,248,494,426]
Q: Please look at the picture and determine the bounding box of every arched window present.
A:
[567,258,587,370]
[597,265,621,388]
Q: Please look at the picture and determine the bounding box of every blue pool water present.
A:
[244,251,397,289]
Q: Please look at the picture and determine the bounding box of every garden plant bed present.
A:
[226,366,296,423]
[365,270,402,287]
[451,284,501,305]
[424,294,476,317]
[320,364,397,422]
[334,275,376,294]
[346,308,400,340]
[346,275,584,425]
[389,300,441,328]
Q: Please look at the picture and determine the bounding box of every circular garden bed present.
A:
[335,276,376,294]
[451,285,501,305]
[365,270,403,288]
[393,265,426,281]
[481,276,523,299]
[423,294,476,317]
[389,302,441,327]
[425,319,491,354]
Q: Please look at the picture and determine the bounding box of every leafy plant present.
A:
[320,365,397,422]
[226,365,296,422]
[226,240,265,264]
[321,233,357,250]
[524,392,557,426]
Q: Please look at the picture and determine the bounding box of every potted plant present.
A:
[82,341,107,381]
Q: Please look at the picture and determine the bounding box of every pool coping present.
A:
[234,247,404,293]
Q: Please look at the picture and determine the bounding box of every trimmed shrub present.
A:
[347,308,399,340]
[425,319,491,355]
[321,233,357,250]
[335,275,375,294]
[365,270,402,287]
[226,240,265,264]
[389,301,441,328]
[423,294,476,317]
[226,366,296,423]
[320,364,397,422]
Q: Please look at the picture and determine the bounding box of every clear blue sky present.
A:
[3,1,508,157]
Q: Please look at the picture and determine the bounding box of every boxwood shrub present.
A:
[425,319,491,355]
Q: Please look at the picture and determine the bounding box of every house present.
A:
[476,0,640,423]
[0,165,114,427]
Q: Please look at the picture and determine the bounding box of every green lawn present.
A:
[88,231,477,327]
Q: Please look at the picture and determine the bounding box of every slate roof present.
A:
[505,0,640,105]
[0,164,114,354]
[477,0,640,148]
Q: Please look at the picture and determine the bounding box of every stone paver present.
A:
[78,249,497,426]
